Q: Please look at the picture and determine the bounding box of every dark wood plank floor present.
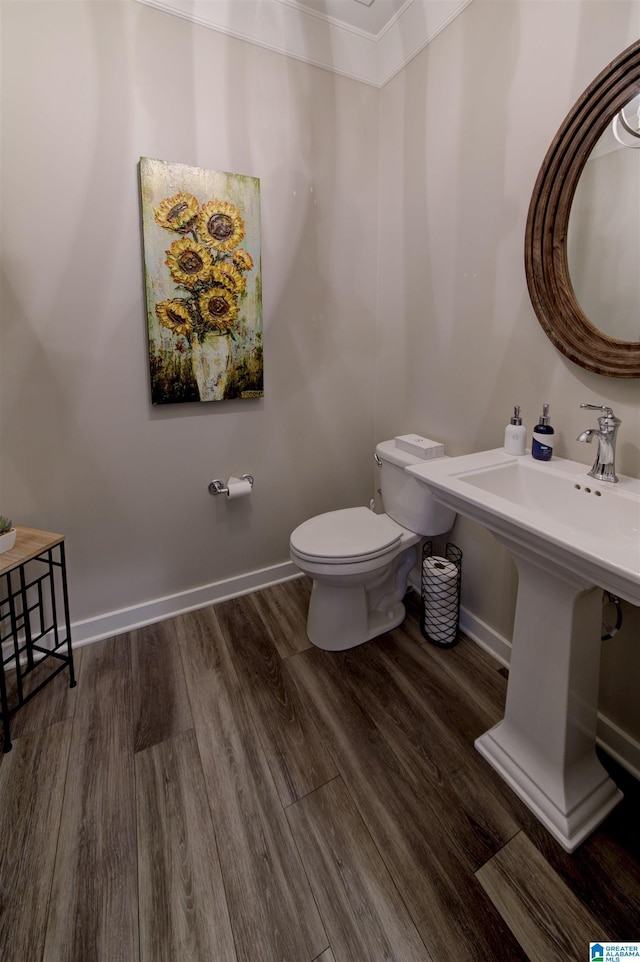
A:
[1,577,639,962]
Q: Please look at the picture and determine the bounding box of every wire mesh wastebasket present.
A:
[421,541,462,648]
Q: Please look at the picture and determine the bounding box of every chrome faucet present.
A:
[577,403,621,483]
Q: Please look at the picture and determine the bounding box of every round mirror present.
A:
[567,98,640,342]
[525,40,640,378]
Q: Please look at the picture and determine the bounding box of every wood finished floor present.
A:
[1,578,639,962]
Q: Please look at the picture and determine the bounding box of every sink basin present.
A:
[407,448,640,604]
[407,448,640,851]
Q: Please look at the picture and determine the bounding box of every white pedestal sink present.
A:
[407,449,640,851]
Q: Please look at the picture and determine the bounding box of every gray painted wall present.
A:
[2,0,639,746]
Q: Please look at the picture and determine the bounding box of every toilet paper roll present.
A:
[422,556,458,580]
[422,555,459,645]
[226,477,252,499]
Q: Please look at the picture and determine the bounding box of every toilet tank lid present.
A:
[376,439,447,468]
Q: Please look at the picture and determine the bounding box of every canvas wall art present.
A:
[139,157,263,403]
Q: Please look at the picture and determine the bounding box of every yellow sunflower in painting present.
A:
[165,237,213,287]
[210,262,246,295]
[232,248,254,272]
[197,199,245,252]
[198,286,239,332]
[154,191,199,232]
[156,299,193,336]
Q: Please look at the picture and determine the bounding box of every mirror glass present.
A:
[567,94,640,342]
[525,40,640,377]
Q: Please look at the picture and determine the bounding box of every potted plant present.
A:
[0,516,16,554]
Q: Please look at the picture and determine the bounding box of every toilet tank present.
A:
[376,440,456,536]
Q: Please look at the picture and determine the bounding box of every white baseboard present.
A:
[459,605,512,669]
[596,716,640,781]
[459,605,640,782]
[70,561,303,647]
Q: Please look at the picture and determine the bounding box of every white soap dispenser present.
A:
[504,405,527,455]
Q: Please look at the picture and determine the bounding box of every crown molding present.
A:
[134,0,474,87]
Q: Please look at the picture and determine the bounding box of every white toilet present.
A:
[289,439,456,650]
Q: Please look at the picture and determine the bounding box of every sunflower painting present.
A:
[139,158,263,404]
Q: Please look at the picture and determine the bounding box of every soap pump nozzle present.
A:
[510,405,522,426]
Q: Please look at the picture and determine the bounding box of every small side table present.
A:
[0,527,76,752]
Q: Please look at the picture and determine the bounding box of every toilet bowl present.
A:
[289,439,456,650]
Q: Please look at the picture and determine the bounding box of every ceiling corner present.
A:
[134,0,474,86]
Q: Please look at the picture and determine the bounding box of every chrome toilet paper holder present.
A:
[208,474,254,496]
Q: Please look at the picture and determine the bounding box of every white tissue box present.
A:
[394,434,445,459]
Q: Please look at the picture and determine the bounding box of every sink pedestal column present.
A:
[475,549,622,852]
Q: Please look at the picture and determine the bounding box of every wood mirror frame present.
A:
[525,40,640,378]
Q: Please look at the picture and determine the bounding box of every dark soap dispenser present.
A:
[532,403,554,461]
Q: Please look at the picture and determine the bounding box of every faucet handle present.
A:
[580,402,615,418]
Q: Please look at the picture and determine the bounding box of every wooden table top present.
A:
[0,526,64,577]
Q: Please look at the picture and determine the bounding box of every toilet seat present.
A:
[290,507,403,565]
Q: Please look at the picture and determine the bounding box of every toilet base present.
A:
[306,580,407,651]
